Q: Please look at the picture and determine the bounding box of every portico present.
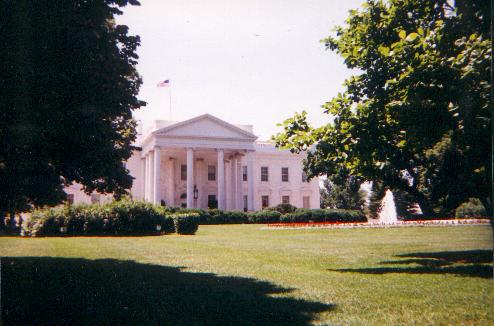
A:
[140,114,257,210]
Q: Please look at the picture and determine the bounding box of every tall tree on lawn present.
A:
[273,0,491,217]
[0,0,145,229]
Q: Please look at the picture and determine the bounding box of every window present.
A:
[282,196,290,204]
[208,165,216,181]
[282,167,289,182]
[261,195,269,208]
[91,193,101,204]
[303,196,310,209]
[242,166,247,181]
[302,171,308,183]
[208,195,217,209]
[243,195,248,212]
[181,164,187,180]
[261,166,269,181]
[66,194,74,205]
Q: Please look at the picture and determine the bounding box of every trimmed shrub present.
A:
[172,213,200,234]
[283,210,312,223]
[24,206,67,236]
[284,209,366,223]
[23,199,179,236]
[246,210,281,224]
[214,210,247,224]
[172,208,247,225]
[265,203,297,215]
[455,198,487,218]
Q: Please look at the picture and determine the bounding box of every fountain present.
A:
[377,189,398,224]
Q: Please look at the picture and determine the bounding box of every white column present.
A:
[230,156,237,210]
[217,149,225,210]
[196,158,203,208]
[186,148,194,208]
[169,158,175,206]
[141,156,146,201]
[247,151,255,211]
[149,150,155,203]
[153,147,161,204]
[236,157,243,210]
[145,153,151,201]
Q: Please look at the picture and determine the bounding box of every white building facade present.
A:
[67,114,320,211]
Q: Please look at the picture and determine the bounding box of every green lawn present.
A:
[1,225,492,325]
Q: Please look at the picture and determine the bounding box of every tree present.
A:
[273,0,491,217]
[320,168,366,210]
[0,0,145,229]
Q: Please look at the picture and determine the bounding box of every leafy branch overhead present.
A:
[0,0,145,222]
[273,0,491,216]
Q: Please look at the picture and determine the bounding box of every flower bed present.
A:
[266,218,491,229]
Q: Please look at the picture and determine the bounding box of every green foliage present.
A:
[273,0,491,217]
[265,203,298,214]
[320,168,366,210]
[246,211,282,224]
[0,0,145,226]
[200,209,247,225]
[172,213,200,235]
[23,200,176,236]
[283,209,366,223]
[455,198,487,218]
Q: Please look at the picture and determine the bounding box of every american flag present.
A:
[157,79,170,87]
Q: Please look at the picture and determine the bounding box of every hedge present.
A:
[172,213,200,234]
[283,209,367,223]
[159,207,366,224]
[22,202,367,236]
[246,210,282,224]
[22,200,197,237]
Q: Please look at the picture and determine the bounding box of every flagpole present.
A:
[169,84,172,121]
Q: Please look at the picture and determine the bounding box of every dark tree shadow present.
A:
[328,250,493,279]
[1,257,333,325]
[396,250,493,264]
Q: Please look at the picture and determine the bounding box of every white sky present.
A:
[117,0,365,140]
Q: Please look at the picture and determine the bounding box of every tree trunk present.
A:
[399,183,437,218]
[8,210,18,232]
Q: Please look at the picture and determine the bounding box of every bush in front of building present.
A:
[172,213,200,234]
[209,210,247,224]
[246,210,282,223]
[265,203,297,215]
[22,200,179,237]
[282,208,367,223]
[163,208,249,225]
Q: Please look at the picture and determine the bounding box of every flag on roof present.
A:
[157,79,170,87]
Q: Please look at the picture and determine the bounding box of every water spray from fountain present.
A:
[378,188,398,224]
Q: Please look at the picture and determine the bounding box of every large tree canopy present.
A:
[0,0,144,224]
[273,0,491,217]
[320,168,366,211]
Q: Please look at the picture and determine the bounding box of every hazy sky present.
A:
[117,0,365,140]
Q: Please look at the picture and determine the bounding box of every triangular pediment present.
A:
[154,114,257,141]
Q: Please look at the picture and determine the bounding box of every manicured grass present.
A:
[1,225,492,325]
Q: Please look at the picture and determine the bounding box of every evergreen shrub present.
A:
[23,200,178,236]
[246,210,282,223]
[172,213,200,234]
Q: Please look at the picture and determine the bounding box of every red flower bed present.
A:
[267,218,491,228]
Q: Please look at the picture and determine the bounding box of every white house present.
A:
[66,114,320,210]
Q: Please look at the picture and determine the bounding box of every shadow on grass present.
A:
[328,250,493,279]
[1,257,333,325]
